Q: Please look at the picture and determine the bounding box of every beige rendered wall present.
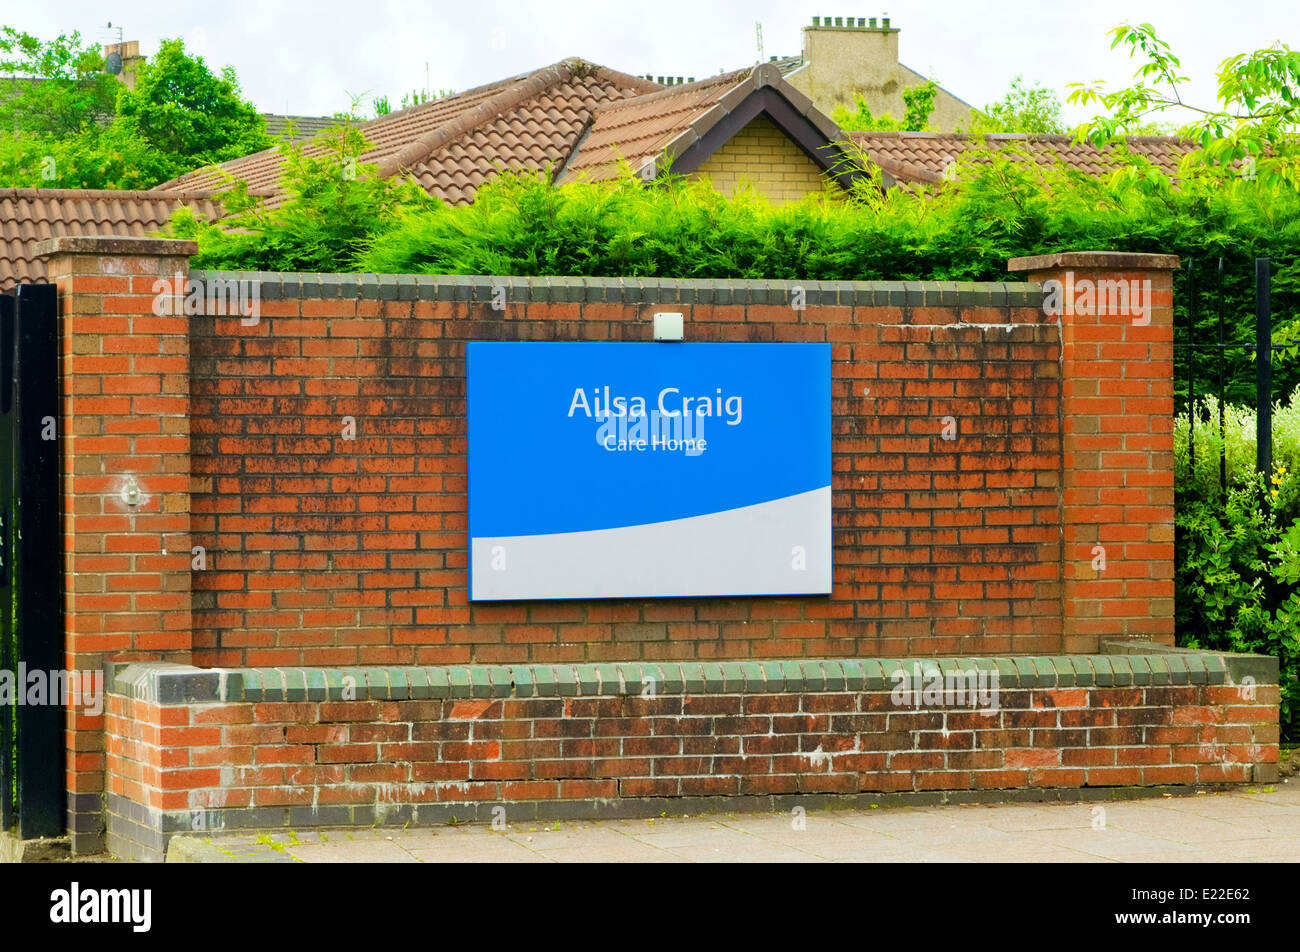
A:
[786,24,975,132]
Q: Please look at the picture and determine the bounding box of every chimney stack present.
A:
[807,15,896,31]
[103,40,144,90]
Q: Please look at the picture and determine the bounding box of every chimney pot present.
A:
[688,77,695,82]
[869,16,877,27]
[834,16,843,26]
[883,16,891,28]
[812,16,820,25]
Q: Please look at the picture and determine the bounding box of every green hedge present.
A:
[1176,391,1300,737]
[173,139,1300,731]
[176,141,1300,407]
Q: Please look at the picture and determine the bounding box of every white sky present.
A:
[11,0,1300,124]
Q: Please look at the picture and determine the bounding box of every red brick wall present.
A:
[40,237,197,852]
[1013,255,1177,650]
[188,293,1077,667]
[104,678,1280,832]
[32,240,1181,851]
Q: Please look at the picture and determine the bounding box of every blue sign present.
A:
[467,342,831,600]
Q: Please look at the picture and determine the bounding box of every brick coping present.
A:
[189,269,1045,308]
[105,650,1276,706]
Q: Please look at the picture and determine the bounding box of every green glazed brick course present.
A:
[680,664,705,694]
[916,660,941,683]
[657,664,684,694]
[781,661,805,692]
[406,668,431,700]
[553,666,579,697]
[821,660,846,692]
[509,666,535,698]
[1146,655,1170,684]
[1048,657,1077,688]
[596,664,622,694]
[1182,654,1208,685]
[1092,656,1115,688]
[617,663,646,695]
[322,669,346,701]
[221,270,1043,310]
[741,661,766,692]
[1203,655,1228,685]
[532,666,556,697]
[342,668,368,699]
[937,658,964,685]
[799,660,826,692]
[701,662,726,693]
[862,660,888,691]
[721,663,745,693]
[1128,656,1152,687]
[253,669,283,702]
[879,658,905,686]
[1223,652,1277,685]
[426,668,450,699]
[575,665,600,696]
[447,667,471,696]
[1109,656,1134,687]
[302,668,328,701]
[1164,654,1189,685]
[469,667,492,699]
[105,650,1274,706]
[761,662,786,692]
[840,660,865,691]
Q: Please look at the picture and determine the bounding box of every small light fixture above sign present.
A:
[653,312,684,341]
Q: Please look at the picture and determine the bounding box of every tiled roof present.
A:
[558,62,851,186]
[848,131,1200,185]
[0,188,222,289]
[160,60,659,207]
[261,114,342,140]
[558,69,754,183]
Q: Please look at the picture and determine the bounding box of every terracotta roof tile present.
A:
[847,132,1200,184]
[159,60,659,208]
[0,188,222,289]
[556,69,761,183]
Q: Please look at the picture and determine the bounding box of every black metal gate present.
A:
[1,283,64,839]
[1176,257,1291,490]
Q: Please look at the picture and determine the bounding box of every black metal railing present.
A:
[1176,257,1294,501]
[1,282,64,839]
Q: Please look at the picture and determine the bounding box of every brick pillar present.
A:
[35,236,197,852]
[1009,252,1178,653]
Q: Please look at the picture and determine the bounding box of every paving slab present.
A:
[180,785,1299,863]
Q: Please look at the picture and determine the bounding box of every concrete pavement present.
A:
[177,782,1300,863]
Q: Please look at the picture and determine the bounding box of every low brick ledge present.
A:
[105,652,1276,706]
[190,269,1045,309]
[156,783,1233,852]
